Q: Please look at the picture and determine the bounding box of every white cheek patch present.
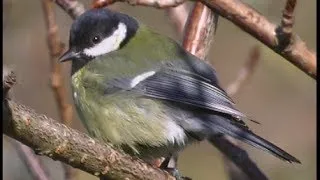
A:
[130,71,156,88]
[83,22,127,57]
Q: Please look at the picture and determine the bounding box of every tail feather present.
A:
[208,116,301,164]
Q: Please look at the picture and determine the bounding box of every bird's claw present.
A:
[162,167,192,180]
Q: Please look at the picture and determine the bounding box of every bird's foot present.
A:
[162,167,192,180]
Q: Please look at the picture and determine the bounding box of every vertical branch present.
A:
[42,0,73,128]
[166,4,189,36]
[277,0,297,48]
[182,2,218,61]
[281,0,296,36]
[55,0,85,19]
[42,1,75,179]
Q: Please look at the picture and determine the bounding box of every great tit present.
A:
[59,8,300,171]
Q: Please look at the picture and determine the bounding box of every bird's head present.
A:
[59,8,138,62]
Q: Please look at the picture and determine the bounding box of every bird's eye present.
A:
[92,36,101,44]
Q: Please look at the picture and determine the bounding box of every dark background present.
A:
[3,0,316,179]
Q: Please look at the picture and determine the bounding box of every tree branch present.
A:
[279,0,296,46]
[54,0,85,19]
[3,68,174,180]
[92,0,185,8]
[166,4,189,36]
[42,0,73,127]
[3,67,16,97]
[199,0,316,79]
[182,2,218,61]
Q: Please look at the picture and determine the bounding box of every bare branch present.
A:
[279,0,297,46]
[54,0,85,19]
[42,0,73,127]
[11,140,50,180]
[3,68,175,180]
[182,2,218,61]
[226,46,260,96]
[3,67,16,97]
[92,0,185,9]
[166,4,189,36]
[199,0,316,79]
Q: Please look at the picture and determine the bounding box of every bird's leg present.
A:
[159,154,192,180]
[159,156,172,169]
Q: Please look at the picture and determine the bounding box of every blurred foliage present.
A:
[3,0,316,180]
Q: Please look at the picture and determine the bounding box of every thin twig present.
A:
[87,0,316,79]
[54,0,85,19]
[278,0,297,49]
[3,68,175,180]
[42,1,75,179]
[42,0,73,126]
[226,46,260,96]
[3,67,16,97]
[166,4,189,36]
[11,141,51,180]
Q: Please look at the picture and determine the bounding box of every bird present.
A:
[59,8,300,177]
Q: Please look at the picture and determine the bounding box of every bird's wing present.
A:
[106,68,302,163]
[106,68,248,121]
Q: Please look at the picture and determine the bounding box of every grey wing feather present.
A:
[108,68,248,120]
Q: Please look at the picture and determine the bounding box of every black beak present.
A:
[59,49,81,62]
